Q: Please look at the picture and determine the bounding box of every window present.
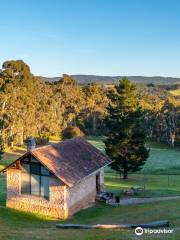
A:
[41,176,49,199]
[31,174,40,195]
[21,161,50,199]
[21,172,30,194]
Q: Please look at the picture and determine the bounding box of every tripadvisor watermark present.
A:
[135,227,174,236]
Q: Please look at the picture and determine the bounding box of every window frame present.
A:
[21,155,50,200]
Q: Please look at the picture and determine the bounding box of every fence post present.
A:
[168,175,170,187]
[143,183,146,198]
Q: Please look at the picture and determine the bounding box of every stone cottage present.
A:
[2,137,111,219]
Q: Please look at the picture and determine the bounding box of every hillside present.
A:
[39,75,180,85]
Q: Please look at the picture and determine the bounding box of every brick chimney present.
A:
[27,137,36,151]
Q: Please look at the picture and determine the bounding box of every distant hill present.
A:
[39,75,180,85]
[39,76,60,82]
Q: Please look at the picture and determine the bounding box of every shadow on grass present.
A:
[64,203,113,224]
[0,205,59,228]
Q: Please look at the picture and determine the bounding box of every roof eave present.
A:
[31,152,71,187]
[0,152,30,173]
[68,160,112,188]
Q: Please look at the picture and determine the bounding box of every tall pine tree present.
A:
[104,78,149,179]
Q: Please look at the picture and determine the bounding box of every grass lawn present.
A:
[1,170,180,240]
[88,137,180,175]
[141,142,180,175]
[0,172,180,240]
[105,172,180,197]
[88,137,180,197]
[0,137,180,239]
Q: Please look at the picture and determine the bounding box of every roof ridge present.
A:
[31,137,84,152]
[30,142,60,152]
[31,137,85,152]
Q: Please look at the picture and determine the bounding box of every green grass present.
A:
[105,172,180,197]
[87,136,106,154]
[142,142,180,174]
[0,137,180,239]
[89,137,180,197]
[0,153,20,171]
[0,171,180,240]
[88,136,180,175]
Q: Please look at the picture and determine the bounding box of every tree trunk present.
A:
[10,141,14,148]
[123,169,128,179]
[10,126,14,149]
[20,126,24,146]
[92,113,97,134]
[123,161,128,179]
[123,159,128,179]
[170,135,175,148]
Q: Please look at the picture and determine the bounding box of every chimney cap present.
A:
[27,137,36,151]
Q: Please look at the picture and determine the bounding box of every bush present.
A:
[61,126,84,140]
[25,133,50,146]
[35,132,50,145]
[0,135,4,154]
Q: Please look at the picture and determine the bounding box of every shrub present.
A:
[61,126,84,140]
[35,132,50,145]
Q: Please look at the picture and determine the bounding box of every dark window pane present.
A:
[22,163,30,173]
[31,156,38,162]
[31,174,40,196]
[41,176,49,199]
[21,173,30,194]
[31,163,40,175]
[22,157,29,162]
[41,166,49,176]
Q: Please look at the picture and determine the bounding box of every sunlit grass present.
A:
[169,89,180,96]
[49,135,61,143]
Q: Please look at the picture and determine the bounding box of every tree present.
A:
[53,74,85,128]
[0,116,6,160]
[0,60,64,145]
[159,98,179,148]
[81,83,108,135]
[104,78,149,179]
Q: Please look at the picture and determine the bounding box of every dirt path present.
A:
[120,196,180,205]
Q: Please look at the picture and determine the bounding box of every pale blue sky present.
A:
[0,0,180,77]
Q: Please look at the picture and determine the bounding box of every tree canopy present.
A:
[0,60,179,151]
[104,78,149,179]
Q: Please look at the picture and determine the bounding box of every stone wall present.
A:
[65,174,97,217]
[99,169,104,191]
[6,168,105,219]
[6,169,66,219]
[6,195,65,219]
[7,169,21,198]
